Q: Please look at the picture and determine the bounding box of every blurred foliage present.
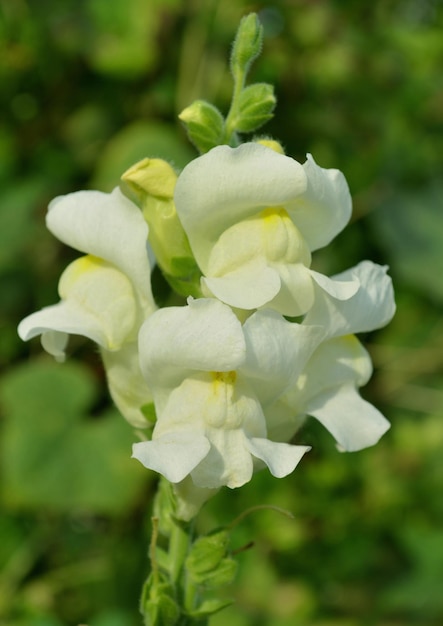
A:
[1,0,443,624]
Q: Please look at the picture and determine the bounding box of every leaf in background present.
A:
[85,0,180,78]
[381,525,443,616]
[91,121,195,191]
[0,179,48,270]
[0,359,147,514]
[370,182,443,303]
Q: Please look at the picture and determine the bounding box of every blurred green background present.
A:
[1,0,443,624]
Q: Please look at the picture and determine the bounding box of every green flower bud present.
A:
[230,13,263,77]
[185,530,238,588]
[256,138,285,154]
[141,574,181,626]
[185,530,229,578]
[188,598,233,619]
[179,100,225,153]
[120,158,202,298]
[234,83,276,133]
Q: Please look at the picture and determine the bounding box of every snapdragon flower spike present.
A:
[266,261,396,451]
[174,142,359,316]
[132,298,322,490]
[18,187,156,428]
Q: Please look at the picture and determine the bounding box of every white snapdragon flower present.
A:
[18,187,156,428]
[266,261,396,451]
[173,142,359,316]
[132,297,323,490]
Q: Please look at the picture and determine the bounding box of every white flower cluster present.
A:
[19,142,395,517]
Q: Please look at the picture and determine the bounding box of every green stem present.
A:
[169,518,193,586]
[223,67,245,145]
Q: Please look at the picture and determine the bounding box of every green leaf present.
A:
[0,178,47,270]
[0,359,146,513]
[234,83,276,133]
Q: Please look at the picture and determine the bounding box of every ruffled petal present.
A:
[304,261,396,339]
[46,187,155,315]
[202,262,280,310]
[310,269,359,300]
[288,154,352,251]
[132,432,210,483]
[174,143,307,271]
[138,298,246,393]
[241,309,324,404]
[267,262,315,316]
[246,437,310,477]
[301,335,373,395]
[305,383,390,452]
[191,429,254,489]
[264,335,372,443]
[18,255,138,353]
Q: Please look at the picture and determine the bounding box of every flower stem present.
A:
[223,67,245,145]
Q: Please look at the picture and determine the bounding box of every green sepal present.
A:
[179,100,225,154]
[185,530,229,577]
[185,530,238,588]
[163,256,203,299]
[234,83,276,133]
[230,13,263,78]
[187,598,234,619]
[197,557,238,588]
[140,574,181,626]
[153,478,178,538]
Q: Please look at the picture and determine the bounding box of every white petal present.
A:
[264,335,372,443]
[41,331,69,362]
[304,261,396,339]
[18,302,113,351]
[174,143,307,271]
[46,187,155,315]
[246,437,310,477]
[288,154,352,251]
[203,262,281,310]
[101,342,153,429]
[263,400,307,444]
[306,383,390,451]
[310,269,359,300]
[191,429,254,489]
[138,298,246,392]
[132,432,210,483]
[267,263,315,316]
[241,309,324,404]
[303,335,373,394]
[173,476,220,521]
[18,256,137,351]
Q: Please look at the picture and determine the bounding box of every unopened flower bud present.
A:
[257,138,285,154]
[179,100,225,153]
[230,13,263,77]
[121,159,202,297]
